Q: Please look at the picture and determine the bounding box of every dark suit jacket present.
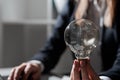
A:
[32,0,120,79]
[99,1,120,79]
[32,0,75,73]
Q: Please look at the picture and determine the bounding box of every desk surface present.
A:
[0,68,12,77]
[0,68,70,80]
[0,68,12,80]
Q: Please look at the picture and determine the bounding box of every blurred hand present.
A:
[8,62,41,80]
[70,59,100,80]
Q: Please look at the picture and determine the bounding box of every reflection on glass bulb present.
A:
[64,19,99,59]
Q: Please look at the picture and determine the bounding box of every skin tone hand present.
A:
[70,59,100,80]
[8,62,41,80]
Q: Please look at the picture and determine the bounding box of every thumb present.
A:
[87,62,100,80]
[80,59,89,80]
[70,60,81,80]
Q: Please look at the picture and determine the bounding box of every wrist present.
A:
[28,60,44,72]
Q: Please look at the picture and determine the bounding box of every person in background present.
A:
[8,0,120,80]
[70,0,120,80]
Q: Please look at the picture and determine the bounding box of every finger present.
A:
[31,72,41,80]
[87,62,100,80]
[80,59,89,80]
[74,60,81,80]
[23,63,41,80]
[8,68,16,80]
[31,66,41,80]
[70,59,80,80]
[13,63,26,80]
[23,63,33,80]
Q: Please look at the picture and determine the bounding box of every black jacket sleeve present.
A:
[31,0,75,73]
[100,45,120,80]
[100,3,120,79]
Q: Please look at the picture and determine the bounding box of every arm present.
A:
[8,0,75,80]
[99,45,120,80]
[31,0,75,73]
[99,5,120,79]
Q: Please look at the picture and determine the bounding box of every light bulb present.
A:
[64,19,99,59]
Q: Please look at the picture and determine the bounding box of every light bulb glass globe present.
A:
[64,19,99,59]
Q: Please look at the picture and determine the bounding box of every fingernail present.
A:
[80,60,86,67]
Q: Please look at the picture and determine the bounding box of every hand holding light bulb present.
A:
[64,19,100,80]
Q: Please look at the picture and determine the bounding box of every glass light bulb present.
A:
[64,19,99,59]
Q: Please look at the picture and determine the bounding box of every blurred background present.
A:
[0,0,73,75]
[0,0,102,79]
